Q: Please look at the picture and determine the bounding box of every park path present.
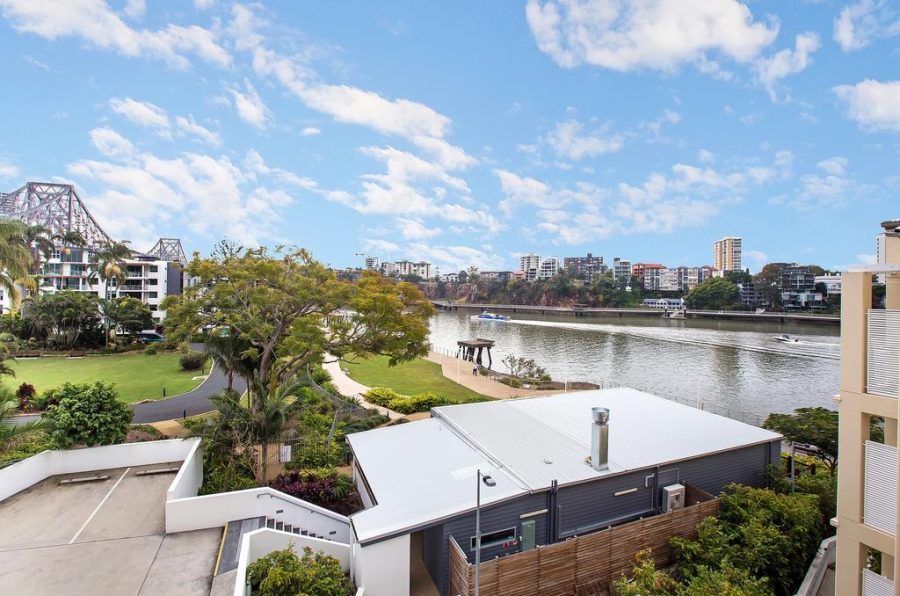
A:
[322,358,403,421]
[426,351,561,399]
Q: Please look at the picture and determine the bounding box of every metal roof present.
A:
[348,388,780,543]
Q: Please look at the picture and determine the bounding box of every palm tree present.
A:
[205,327,255,394]
[250,375,301,484]
[98,298,117,350]
[90,240,132,297]
[54,230,86,254]
[22,224,54,276]
[0,399,43,454]
[0,220,36,310]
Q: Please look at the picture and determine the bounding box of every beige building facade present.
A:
[835,220,900,595]
[713,236,742,274]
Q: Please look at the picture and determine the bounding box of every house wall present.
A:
[354,534,410,596]
[421,440,778,595]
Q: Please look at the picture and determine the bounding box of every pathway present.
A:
[426,351,561,399]
[321,358,403,421]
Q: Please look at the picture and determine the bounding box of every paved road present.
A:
[9,346,244,425]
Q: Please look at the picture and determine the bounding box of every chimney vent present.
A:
[591,407,609,471]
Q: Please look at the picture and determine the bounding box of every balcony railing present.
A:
[862,568,894,596]
[867,309,900,397]
[864,440,897,535]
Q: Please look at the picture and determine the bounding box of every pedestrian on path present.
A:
[472,363,478,376]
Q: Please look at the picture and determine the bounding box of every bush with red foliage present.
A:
[17,383,36,411]
[269,469,362,515]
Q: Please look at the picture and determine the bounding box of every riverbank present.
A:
[425,351,563,399]
[432,301,840,326]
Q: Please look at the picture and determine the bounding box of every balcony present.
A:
[863,440,897,536]
[862,568,894,595]
[867,309,900,398]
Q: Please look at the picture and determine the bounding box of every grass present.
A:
[343,355,487,403]
[8,352,208,404]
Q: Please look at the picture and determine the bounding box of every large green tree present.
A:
[683,277,739,310]
[22,291,101,349]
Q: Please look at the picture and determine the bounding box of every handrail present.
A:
[253,487,351,525]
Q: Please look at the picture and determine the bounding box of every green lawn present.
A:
[8,352,208,404]
[344,356,487,403]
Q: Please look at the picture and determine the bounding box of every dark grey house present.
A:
[347,388,782,596]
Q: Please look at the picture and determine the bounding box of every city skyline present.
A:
[0,1,897,273]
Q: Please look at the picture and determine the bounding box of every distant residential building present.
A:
[364,256,381,271]
[642,298,684,309]
[876,221,899,283]
[480,271,513,281]
[380,262,397,277]
[680,266,712,291]
[815,275,842,295]
[520,253,541,273]
[713,236,742,275]
[657,268,681,292]
[632,263,664,288]
[737,282,763,308]
[564,253,606,279]
[780,265,816,292]
[538,257,560,281]
[440,273,458,283]
[380,260,432,279]
[511,270,526,280]
[612,257,632,281]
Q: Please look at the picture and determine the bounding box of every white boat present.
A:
[473,312,510,321]
[773,334,800,343]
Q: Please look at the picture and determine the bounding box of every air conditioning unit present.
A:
[662,483,685,512]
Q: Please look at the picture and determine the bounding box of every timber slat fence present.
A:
[449,485,718,596]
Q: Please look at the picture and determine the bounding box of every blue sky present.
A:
[0,1,897,274]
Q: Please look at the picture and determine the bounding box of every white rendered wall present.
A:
[0,438,199,502]
[166,438,203,501]
[353,534,410,596]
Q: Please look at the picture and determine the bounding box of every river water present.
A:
[428,310,840,425]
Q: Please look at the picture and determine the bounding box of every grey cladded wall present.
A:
[420,439,779,595]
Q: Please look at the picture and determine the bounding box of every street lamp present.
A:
[474,469,496,596]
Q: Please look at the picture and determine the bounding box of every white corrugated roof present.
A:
[434,388,780,490]
[349,388,780,543]
[348,418,526,544]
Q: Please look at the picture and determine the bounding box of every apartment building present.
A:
[380,260,432,279]
[364,256,381,271]
[538,257,560,281]
[480,271,513,282]
[632,263,664,289]
[658,268,681,292]
[520,253,541,273]
[612,257,632,281]
[713,236,742,274]
[564,253,606,279]
[834,219,900,595]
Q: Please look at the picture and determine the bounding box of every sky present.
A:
[0,1,897,275]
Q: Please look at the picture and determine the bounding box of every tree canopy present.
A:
[683,277,738,310]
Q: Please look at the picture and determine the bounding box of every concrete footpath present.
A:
[322,358,404,420]
[425,351,560,399]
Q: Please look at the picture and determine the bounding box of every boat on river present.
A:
[661,308,686,320]
[473,312,510,321]
[773,334,800,343]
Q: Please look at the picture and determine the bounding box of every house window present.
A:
[470,527,516,551]
[148,292,158,298]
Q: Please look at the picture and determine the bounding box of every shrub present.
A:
[43,382,133,449]
[363,387,402,407]
[289,437,345,469]
[386,391,451,414]
[199,457,258,495]
[270,468,355,511]
[15,383,35,411]
[179,351,207,371]
[32,388,62,411]
[247,545,355,596]
[144,344,159,356]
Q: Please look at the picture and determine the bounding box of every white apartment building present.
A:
[440,273,458,283]
[520,253,541,273]
[658,268,681,292]
[612,257,632,281]
[815,275,842,296]
[364,256,381,271]
[713,236,742,274]
[538,257,559,280]
[380,260,432,279]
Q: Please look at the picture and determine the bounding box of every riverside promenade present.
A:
[425,351,561,399]
[322,359,403,420]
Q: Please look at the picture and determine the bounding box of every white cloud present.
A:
[754,32,821,101]
[123,0,145,19]
[89,127,135,159]
[397,218,441,240]
[817,156,848,176]
[640,109,682,141]
[698,149,716,163]
[406,242,506,273]
[22,54,49,71]
[545,119,624,160]
[525,0,777,72]
[300,126,321,136]
[194,0,215,9]
[361,238,400,254]
[495,169,550,215]
[0,0,231,69]
[745,250,768,267]
[175,115,221,147]
[834,0,900,51]
[857,253,877,264]
[109,97,171,135]
[0,158,19,179]
[834,79,900,132]
[229,80,272,130]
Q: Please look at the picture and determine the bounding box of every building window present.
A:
[470,527,516,551]
[149,266,158,273]
[146,278,157,285]
[148,292,158,298]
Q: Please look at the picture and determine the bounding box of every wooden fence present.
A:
[449,485,718,596]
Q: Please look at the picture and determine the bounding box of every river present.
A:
[428,310,840,425]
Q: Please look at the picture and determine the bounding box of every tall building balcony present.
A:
[867,309,900,398]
